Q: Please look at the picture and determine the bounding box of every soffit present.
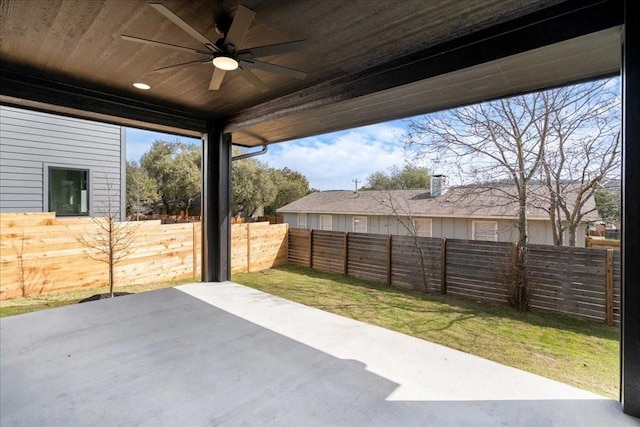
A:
[0,0,622,143]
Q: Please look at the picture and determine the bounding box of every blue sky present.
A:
[125,128,200,163]
[125,119,433,191]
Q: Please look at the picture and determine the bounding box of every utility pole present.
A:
[352,179,360,192]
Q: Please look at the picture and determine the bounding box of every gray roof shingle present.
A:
[277,185,598,222]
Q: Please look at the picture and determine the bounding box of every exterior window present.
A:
[49,167,89,216]
[298,213,307,229]
[353,216,368,233]
[320,214,332,231]
[413,218,432,237]
[472,220,498,241]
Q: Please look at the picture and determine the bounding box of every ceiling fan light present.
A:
[213,56,239,71]
[133,82,151,90]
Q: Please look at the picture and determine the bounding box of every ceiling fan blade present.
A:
[154,58,211,73]
[121,34,209,55]
[239,59,307,80]
[237,67,269,92]
[224,5,255,49]
[238,40,308,59]
[148,2,219,51]
[209,68,226,90]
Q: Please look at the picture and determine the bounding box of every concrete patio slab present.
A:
[1,282,637,426]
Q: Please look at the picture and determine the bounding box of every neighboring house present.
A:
[278,178,598,247]
[0,106,126,219]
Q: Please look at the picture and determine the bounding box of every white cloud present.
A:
[262,121,422,190]
[124,121,433,190]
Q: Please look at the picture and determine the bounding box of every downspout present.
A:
[232,144,268,161]
[120,127,127,221]
[230,142,268,220]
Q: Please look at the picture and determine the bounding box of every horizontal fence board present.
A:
[288,228,311,267]
[288,229,620,325]
[530,295,606,313]
[311,230,344,275]
[348,270,387,283]
[1,215,287,299]
[530,292,607,308]
[532,282,607,296]
[348,259,388,271]
[529,300,606,320]
[529,280,606,294]
[446,275,507,291]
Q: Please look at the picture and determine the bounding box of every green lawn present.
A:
[232,264,619,399]
[1,264,619,398]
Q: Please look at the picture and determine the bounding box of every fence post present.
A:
[309,229,313,268]
[387,235,392,285]
[192,222,198,279]
[246,223,251,273]
[440,238,447,294]
[510,242,521,310]
[606,248,614,326]
[343,232,349,275]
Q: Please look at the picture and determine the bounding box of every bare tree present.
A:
[374,189,432,292]
[536,80,621,246]
[406,94,551,246]
[13,232,50,297]
[77,178,137,298]
[404,78,620,308]
[405,91,552,309]
[407,79,620,247]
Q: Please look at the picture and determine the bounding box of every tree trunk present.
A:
[555,216,564,246]
[568,224,577,247]
[109,253,114,298]
[548,192,564,246]
[109,218,115,298]
[515,187,529,311]
[416,240,429,293]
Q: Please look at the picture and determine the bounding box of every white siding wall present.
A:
[0,106,125,218]
[281,212,586,247]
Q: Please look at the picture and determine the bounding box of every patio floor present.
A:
[1,282,637,426]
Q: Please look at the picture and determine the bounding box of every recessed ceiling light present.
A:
[133,82,151,90]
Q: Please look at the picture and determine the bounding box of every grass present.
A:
[0,278,194,317]
[1,264,619,398]
[232,264,619,399]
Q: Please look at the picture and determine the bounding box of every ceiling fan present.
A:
[121,2,308,92]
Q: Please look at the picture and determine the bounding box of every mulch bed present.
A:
[78,292,133,303]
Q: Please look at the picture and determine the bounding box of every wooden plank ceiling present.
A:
[0,0,623,145]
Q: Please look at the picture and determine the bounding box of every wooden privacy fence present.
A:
[231,222,289,273]
[288,229,620,325]
[585,236,620,249]
[0,213,287,300]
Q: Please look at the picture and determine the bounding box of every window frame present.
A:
[353,216,368,233]
[472,220,498,241]
[298,213,307,229]
[319,214,333,231]
[47,166,90,217]
[413,218,432,237]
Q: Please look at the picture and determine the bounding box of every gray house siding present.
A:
[282,212,587,247]
[0,106,125,219]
